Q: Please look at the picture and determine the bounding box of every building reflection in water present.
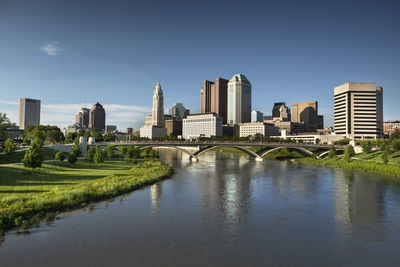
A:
[150,182,162,212]
[334,170,386,238]
[197,151,253,233]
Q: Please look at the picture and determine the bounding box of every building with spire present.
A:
[140,82,167,139]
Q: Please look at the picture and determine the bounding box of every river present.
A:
[1,149,400,266]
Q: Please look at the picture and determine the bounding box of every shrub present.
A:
[4,138,16,156]
[127,145,140,159]
[68,152,77,164]
[392,140,400,152]
[382,150,389,164]
[149,149,159,158]
[86,147,96,162]
[335,138,351,145]
[54,151,65,162]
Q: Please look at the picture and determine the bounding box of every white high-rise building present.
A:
[334,82,383,140]
[251,110,263,122]
[18,98,41,130]
[182,113,222,139]
[152,82,164,127]
[227,74,251,125]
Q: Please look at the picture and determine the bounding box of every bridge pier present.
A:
[189,156,199,162]
[255,157,264,162]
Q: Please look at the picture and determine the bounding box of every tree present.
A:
[55,151,65,163]
[392,140,400,152]
[68,152,77,164]
[4,138,16,156]
[72,137,82,157]
[328,146,337,159]
[119,146,128,157]
[343,145,355,162]
[334,138,351,145]
[0,113,16,140]
[382,150,389,164]
[22,141,43,174]
[127,145,140,159]
[86,147,96,162]
[390,129,400,141]
[315,138,321,144]
[94,146,104,164]
[105,144,116,158]
[360,141,372,154]
[149,149,159,159]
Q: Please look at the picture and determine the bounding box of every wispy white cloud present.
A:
[40,41,66,56]
[0,100,18,105]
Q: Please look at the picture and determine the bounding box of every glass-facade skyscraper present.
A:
[227,74,251,125]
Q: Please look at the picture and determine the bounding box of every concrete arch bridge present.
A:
[100,141,345,162]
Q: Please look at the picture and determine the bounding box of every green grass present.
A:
[296,157,400,179]
[354,150,400,164]
[0,158,173,232]
[0,147,65,164]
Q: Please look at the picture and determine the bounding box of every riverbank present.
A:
[295,157,400,179]
[0,159,173,232]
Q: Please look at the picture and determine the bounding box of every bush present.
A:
[149,149,159,158]
[392,140,400,152]
[54,151,65,162]
[94,146,104,164]
[382,150,389,164]
[335,138,351,145]
[68,152,77,164]
[86,147,96,162]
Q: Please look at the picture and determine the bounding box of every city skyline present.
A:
[1,0,400,130]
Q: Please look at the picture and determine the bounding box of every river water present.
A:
[1,149,400,266]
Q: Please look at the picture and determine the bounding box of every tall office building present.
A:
[18,98,41,130]
[272,102,285,118]
[89,102,106,131]
[169,103,190,121]
[227,74,251,125]
[334,82,383,140]
[152,82,164,127]
[251,110,264,122]
[200,77,229,124]
[75,107,90,128]
[292,101,319,132]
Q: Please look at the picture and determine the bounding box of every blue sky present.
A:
[0,0,399,130]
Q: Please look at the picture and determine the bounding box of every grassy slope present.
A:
[353,150,400,164]
[0,158,173,231]
[296,157,400,179]
[0,159,133,199]
[0,147,65,164]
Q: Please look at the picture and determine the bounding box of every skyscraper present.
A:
[75,107,90,128]
[272,102,285,118]
[227,74,251,125]
[18,98,41,130]
[169,103,190,121]
[251,110,264,122]
[200,77,229,124]
[334,82,383,140]
[292,101,319,132]
[89,102,106,131]
[152,81,164,127]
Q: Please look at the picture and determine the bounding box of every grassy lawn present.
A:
[0,159,133,200]
[0,158,173,232]
[0,147,65,165]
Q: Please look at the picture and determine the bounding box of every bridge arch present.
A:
[258,146,315,158]
[138,145,195,158]
[193,145,262,160]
